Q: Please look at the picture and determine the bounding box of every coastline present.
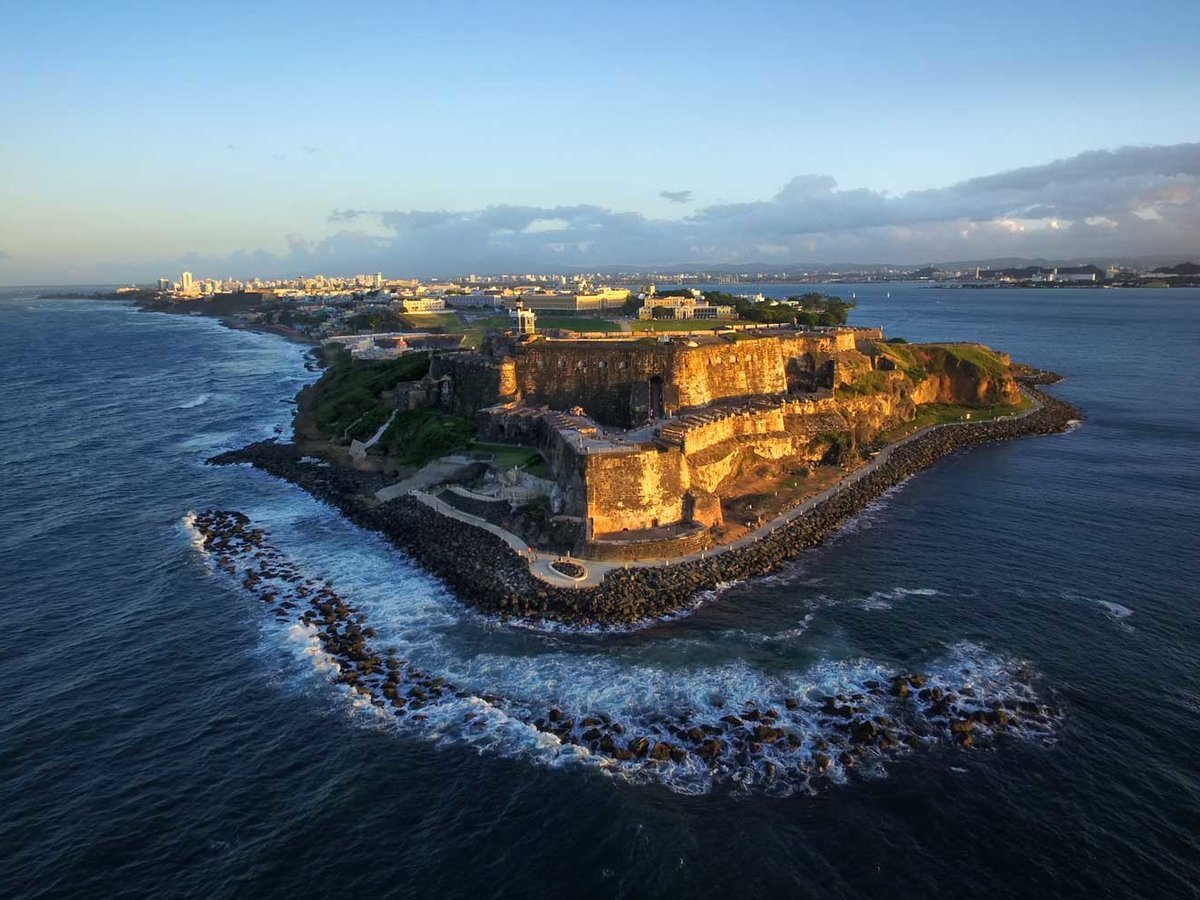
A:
[219,319,320,346]
[210,381,1080,628]
[132,300,321,347]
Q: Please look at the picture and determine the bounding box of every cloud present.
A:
[301,145,320,155]
[660,189,694,204]
[328,208,370,222]
[167,142,1200,276]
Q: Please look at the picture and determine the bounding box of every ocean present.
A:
[1,285,1197,898]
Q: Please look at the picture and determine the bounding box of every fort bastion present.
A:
[401,324,1018,560]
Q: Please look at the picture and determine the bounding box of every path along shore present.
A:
[210,383,1080,628]
[415,387,1051,589]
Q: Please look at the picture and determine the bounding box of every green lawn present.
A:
[305,351,431,440]
[400,311,460,330]
[457,314,506,347]
[464,314,510,330]
[469,441,538,466]
[535,315,621,332]
[929,343,1010,377]
[377,410,477,464]
[892,397,1035,437]
[468,441,551,476]
[839,370,893,396]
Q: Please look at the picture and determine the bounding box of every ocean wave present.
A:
[790,586,940,615]
[501,582,725,636]
[1060,590,1135,631]
[187,510,1057,796]
[829,479,910,538]
[174,393,211,409]
[858,586,939,610]
[718,613,817,644]
[1094,599,1134,630]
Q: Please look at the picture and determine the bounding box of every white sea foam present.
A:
[1062,590,1135,631]
[177,431,239,452]
[1094,600,1134,630]
[182,512,201,547]
[764,614,816,641]
[794,586,940,615]
[1096,600,1132,619]
[191,497,1055,794]
[830,480,910,539]
[175,393,211,409]
[719,613,817,645]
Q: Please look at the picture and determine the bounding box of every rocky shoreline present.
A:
[191,509,1059,792]
[210,382,1079,628]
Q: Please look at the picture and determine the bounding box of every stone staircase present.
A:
[655,394,790,450]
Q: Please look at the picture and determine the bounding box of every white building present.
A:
[400,297,447,313]
[637,294,735,320]
[446,292,502,309]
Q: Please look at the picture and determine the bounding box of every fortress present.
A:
[394,322,1022,560]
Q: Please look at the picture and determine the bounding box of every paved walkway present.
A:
[410,491,617,587]
[713,388,1041,555]
[375,455,478,502]
[406,391,1043,588]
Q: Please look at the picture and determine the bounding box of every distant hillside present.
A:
[1159,262,1200,276]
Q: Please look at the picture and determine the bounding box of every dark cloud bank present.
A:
[188,143,1200,277]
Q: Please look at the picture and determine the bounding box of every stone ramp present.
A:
[410,490,614,587]
[374,455,478,502]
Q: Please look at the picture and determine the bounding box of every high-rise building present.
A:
[374,272,383,289]
[181,271,194,293]
[157,277,170,291]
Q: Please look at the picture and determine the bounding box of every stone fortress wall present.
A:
[426,326,1016,558]
[509,340,667,426]
[429,353,517,418]
[507,327,862,428]
[580,444,691,534]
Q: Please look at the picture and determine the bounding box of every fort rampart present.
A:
[213,384,1079,627]
[504,330,852,426]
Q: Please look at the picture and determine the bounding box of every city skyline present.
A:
[2,1,1199,283]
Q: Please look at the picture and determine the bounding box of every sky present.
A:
[1,0,1198,284]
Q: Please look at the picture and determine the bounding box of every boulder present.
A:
[649,742,673,761]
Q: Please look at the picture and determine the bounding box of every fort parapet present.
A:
[406,326,1021,560]
[488,327,859,427]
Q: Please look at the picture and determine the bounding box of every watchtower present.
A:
[510,302,537,337]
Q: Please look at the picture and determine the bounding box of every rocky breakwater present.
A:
[209,384,1078,627]
[191,509,1059,793]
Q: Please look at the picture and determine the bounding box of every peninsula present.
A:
[212,306,1080,626]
